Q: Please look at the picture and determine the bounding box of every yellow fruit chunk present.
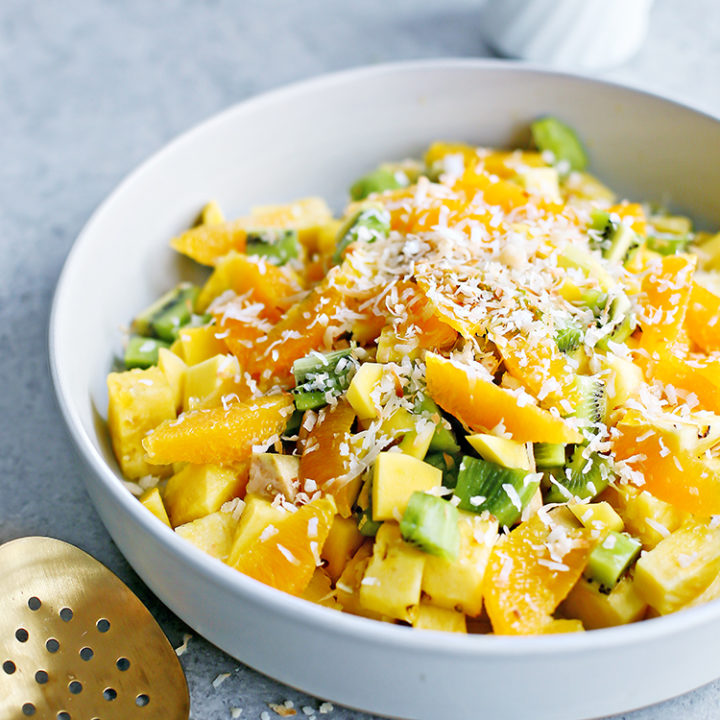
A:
[634,519,720,615]
[164,464,245,527]
[232,496,336,596]
[686,282,720,353]
[561,576,646,630]
[410,604,467,633]
[598,354,643,412]
[567,502,624,535]
[422,514,498,617]
[157,347,187,412]
[107,367,176,479]
[541,619,585,634]
[321,515,365,582]
[334,541,385,619]
[359,523,426,621]
[139,487,170,526]
[143,394,293,466]
[398,419,435,459]
[170,220,247,266]
[175,510,237,560]
[183,354,245,411]
[612,417,720,516]
[372,452,442,521]
[425,353,582,444]
[227,494,287,566]
[601,485,686,551]
[200,200,225,226]
[345,362,384,420]
[466,433,531,470]
[176,325,229,366]
[301,569,342,610]
[483,512,593,635]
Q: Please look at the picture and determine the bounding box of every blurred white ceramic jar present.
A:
[480,0,655,70]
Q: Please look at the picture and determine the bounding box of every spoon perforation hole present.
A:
[68,680,82,695]
[27,597,41,611]
[34,670,48,684]
[2,660,16,674]
[15,628,29,643]
[59,607,73,622]
[103,687,117,701]
[45,638,60,653]
[96,618,110,633]
[79,646,94,661]
[57,712,71,720]
[116,657,130,672]
[136,693,150,707]
[22,703,35,716]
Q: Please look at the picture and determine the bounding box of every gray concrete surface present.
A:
[1,1,719,718]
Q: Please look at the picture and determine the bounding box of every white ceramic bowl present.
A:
[50,60,720,720]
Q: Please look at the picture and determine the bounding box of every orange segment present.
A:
[645,353,720,413]
[492,333,580,412]
[639,254,697,355]
[299,400,358,517]
[613,418,720,516]
[232,496,336,596]
[607,202,647,235]
[483,513,593,635]
[170,221,247,266]
[687,282,720,353]
[143,394,293,465]
[197,252,301,313]
[247,282,345,386]
[424,353,582,444]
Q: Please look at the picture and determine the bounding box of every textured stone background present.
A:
[1,1,719,718]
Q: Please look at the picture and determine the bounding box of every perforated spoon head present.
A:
[0,537,190,720]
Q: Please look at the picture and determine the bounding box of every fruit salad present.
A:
[107,118,720,635]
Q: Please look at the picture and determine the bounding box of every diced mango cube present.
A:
[410,604,467,633]
[175,510,237,560]
[635,519,720,614]
[200,200,225,226]
[466,433,531,470]
[359,523,426,621]
[372,452,442,521]
[561,576,647,629]
[107,367,176,479]
[398,418,436,459]
[177,325,229,365]
[422,513,498,617]
[227,494,288,566]
[157,347,187,412]
[164,463,245,527]
[183,353,243,410]
[568,502,624,535]
[346,363,384,420]
[321,515,365,582]
[139,487,171,526]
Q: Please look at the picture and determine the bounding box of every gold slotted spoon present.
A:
[0,537,190,720]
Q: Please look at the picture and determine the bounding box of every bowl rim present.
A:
[49,56,720,658]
